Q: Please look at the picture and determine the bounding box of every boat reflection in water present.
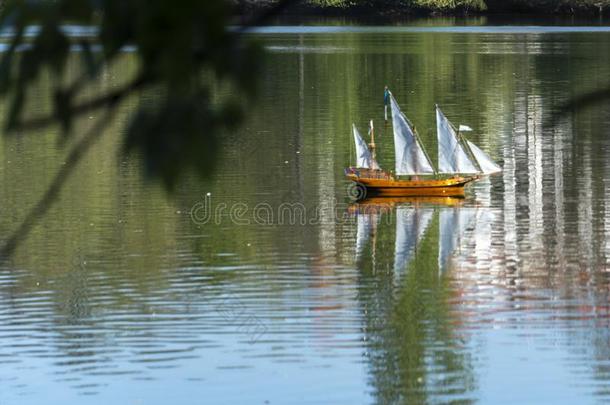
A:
[350,196,484,275]
[350,196,491,402]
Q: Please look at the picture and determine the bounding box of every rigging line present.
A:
[458,130,483,173]
[405,111,436,175]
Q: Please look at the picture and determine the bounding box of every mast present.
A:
[350,121,354,167]
[353,124,381,170]
[390,93,435,176]
[368,120,376,161]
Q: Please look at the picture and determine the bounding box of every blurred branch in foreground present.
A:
[0,0,300,258]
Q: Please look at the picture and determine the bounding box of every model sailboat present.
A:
[345,92,501,198]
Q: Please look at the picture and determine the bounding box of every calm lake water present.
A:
[1,21,610,404]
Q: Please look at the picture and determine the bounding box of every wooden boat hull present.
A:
[346,171,477,198]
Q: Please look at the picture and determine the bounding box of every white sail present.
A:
[436,106,479,174]
[394,206,434,274]
[467,140,502,174]
[438,208,476,273]
[353,124,380,170]
[390,96,435,175]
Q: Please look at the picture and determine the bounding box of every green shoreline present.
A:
[233,0,610,18]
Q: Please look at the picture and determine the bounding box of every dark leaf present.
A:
[38,23,70,75]
[79,40,98,78]
[54,89,73,134]
[6,88,24,131]
[548,86,610,127]
[0,23,24,94]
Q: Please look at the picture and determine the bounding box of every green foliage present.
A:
[0,0,262,189]
[308,0,353,6]
[304,0,488,11]
[413,0,486,10]
[271,0,610,12]
[486,0,610,12]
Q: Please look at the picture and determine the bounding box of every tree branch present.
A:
[13,74,148,132]
[547,87,610,128]
[1,107,117,258]
[11,0,301,132]
[557,88,610,114]
[0,1,302,258]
